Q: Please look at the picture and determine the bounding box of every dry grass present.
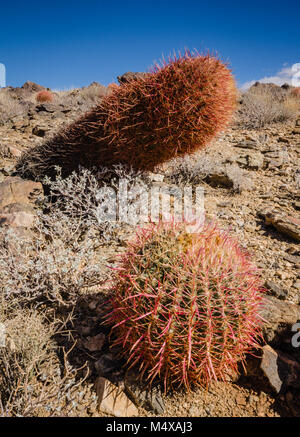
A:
[0,307,88,417]
[54,83,109,111]
[0,90,26,124]
[167,151,254,193]
[236,85,299,129]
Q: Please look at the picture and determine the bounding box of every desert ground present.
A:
[0,77,299,417]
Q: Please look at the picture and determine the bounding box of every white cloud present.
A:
[240,63,300,91]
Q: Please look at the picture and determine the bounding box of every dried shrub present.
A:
[167,152,253,193]
[0,90,26,124]
[0,307,88,417]
[237,85,298,129]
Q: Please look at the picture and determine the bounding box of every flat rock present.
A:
[32,125,50,137]
[117,72,148,84]
[264,280,288,300]
[0,203,36,228]
[124,369,165,415]
[236,151,264,170]
[259,296,300,343]
[95,352,123,377]
[259,207,300,242]
[0,177,43,209]
[261,345,300,394]
[233,140,260,150]
[82,333,105,352]
[96,377,138,417]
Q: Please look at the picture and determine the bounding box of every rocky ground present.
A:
[0,80,300,417]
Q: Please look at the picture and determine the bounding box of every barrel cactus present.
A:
[36,90,54,103]
[16,50,237,180]
[104,220,264,392]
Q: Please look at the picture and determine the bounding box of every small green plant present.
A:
[104,220,264,392]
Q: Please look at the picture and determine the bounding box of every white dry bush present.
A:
[0,165,149,308]
[0,220,102,308]
[237,88,299,129]
[167,153,253,193]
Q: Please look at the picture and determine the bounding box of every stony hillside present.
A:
[0,78,300,417]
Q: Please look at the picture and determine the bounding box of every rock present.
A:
[32,125,50,137]
[1,144,23,158]
[264,280,288,300]
[283,253,300,264]
[293,280,300,290]
[95,352,123,377]
[117,72,148,84]
[12,120,30,133]
[259,296,300,343]
[278,137,290,144]
[0,203,36,228]
[292,127,300,134]
[0,177,43,209]
[95,377,138,417]
[206,171,234,188]
[247,152,264,170]
[233,140,259,150]
[0,163,17,176]
[258,207,300,242]
[22,81,45,93]
[35,103,58,113]
[124,369,165,414]
[263,150,289,169]
[82,333,105,352]
[235,151,264,170]
[260,345,300,394]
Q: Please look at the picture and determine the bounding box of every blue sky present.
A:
[0,0,299,89]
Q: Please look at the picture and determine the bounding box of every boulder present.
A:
[258,207,300,242]
[0,203,36,228]
[124,369,165,415]
[117,72,148,84]
[96,377,138,417]
[0,177,43,209]
[259,296,300,343]
[261,345,300,394]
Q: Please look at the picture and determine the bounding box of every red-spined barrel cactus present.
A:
[36,90,54,103]
[16,50,237,180]
[104,221,264,392]
[291,87,300,98]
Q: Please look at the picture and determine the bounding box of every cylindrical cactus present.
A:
[104,221,264,392]
[16,50,237,180]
